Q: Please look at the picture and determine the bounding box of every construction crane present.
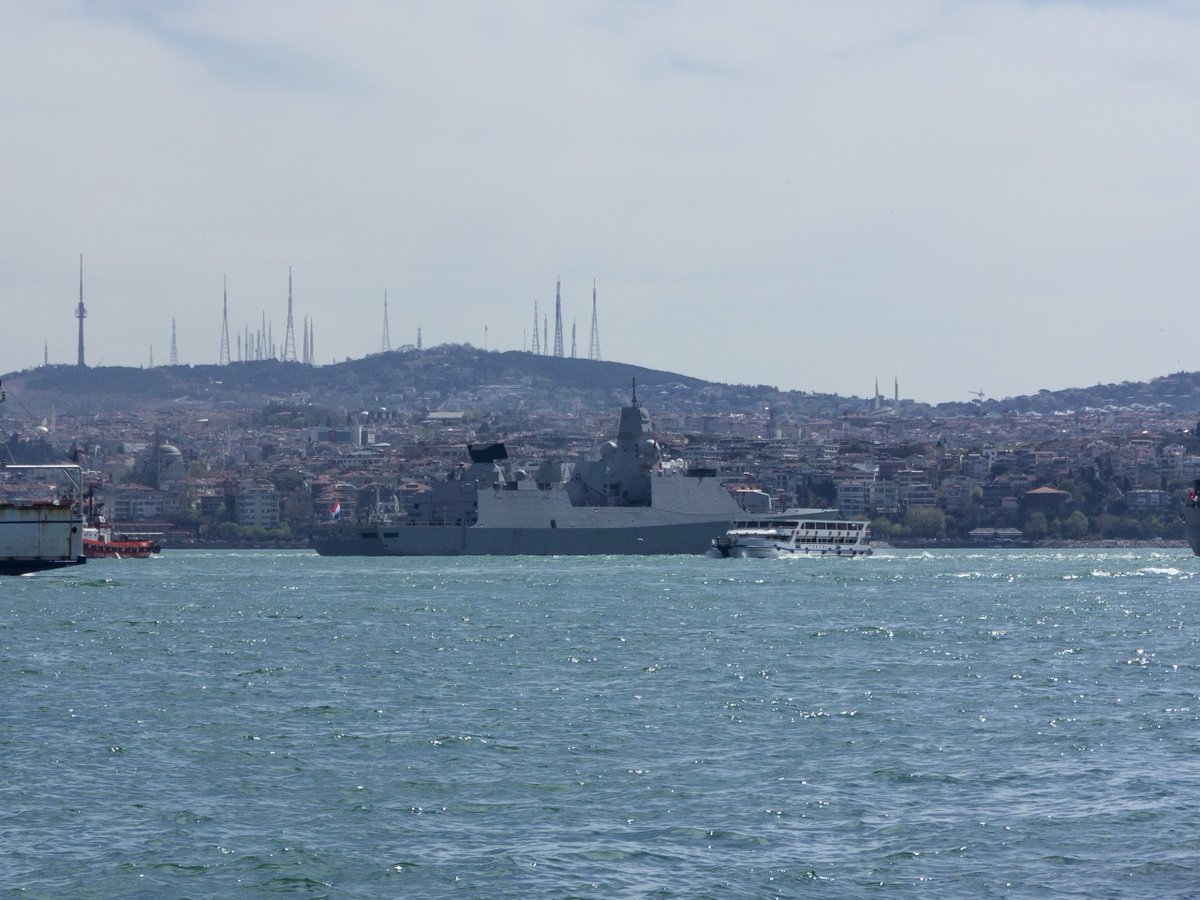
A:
[969,389,985,402]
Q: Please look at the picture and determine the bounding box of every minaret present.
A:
[75,254,87,368]
[282,267,298,362]
[219,275,231,365]
[43,342,48,367]
[588,280,601,361]
[552,279,564,358]
[382,291,391,352]
[531,300,540,354]
[170,318,179,366]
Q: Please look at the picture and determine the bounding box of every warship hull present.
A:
[1185,504,1200,556]
[313,472,738,557]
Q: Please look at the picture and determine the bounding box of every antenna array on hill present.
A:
[282,267,298,362]
[219,275,231,365]
[588,281,601,361]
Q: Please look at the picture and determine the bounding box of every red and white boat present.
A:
[83,516,161,559]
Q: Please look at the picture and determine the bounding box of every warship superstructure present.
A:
[313,389,741,557]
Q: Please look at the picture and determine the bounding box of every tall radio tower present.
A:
[282,266,298,362]
[552,279,564,358]
[75,254,87,368]
[588,280,601,361]
[170,318,179,366]
[531,299,540,354]
[382,291,391,352]
[219,275,231,365]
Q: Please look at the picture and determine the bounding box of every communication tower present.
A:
[588,280,601,361]
[282,266,298,362]
[170,318,179,366]
[75,254,87,368]
[382,291,391,352]
[552,279,564,358]
[531,299,540,354]
[219,275,231,365]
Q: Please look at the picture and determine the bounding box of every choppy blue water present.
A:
[3,548,1200,897]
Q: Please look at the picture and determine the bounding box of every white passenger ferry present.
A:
[709,508,872,558]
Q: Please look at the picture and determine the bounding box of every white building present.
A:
[235,482,280,528]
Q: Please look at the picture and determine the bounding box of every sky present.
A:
[3,0,1199,404]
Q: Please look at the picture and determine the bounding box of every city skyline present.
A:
[4,2,1200,403]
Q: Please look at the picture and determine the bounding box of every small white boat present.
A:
[709,508,872,559]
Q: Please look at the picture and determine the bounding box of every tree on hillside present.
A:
[1062,510,1089,540]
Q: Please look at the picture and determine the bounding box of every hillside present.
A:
[5,347,1200,419]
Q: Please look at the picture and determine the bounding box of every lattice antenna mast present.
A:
[588,280,601,361]
[570,321,576,359]
[75,254,87,368]
[531,299,540,354]
[219,274,231,365]
[552,278,564,357]
[170,318,179,366]
[382,290,391,352]
[282,266,298,362]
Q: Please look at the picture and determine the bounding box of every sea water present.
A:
[3,548,1199,897]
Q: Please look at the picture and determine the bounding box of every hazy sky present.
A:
[3,1,1198,404]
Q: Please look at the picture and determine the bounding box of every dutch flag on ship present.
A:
[329,500,342,521]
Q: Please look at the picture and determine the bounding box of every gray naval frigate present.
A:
[312,390,742,556]
[1185,479,1200,556]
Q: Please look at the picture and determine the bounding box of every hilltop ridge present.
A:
[5,346,1200,419]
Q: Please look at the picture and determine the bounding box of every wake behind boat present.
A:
[312,387,742,557]
[709,508,872,558]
